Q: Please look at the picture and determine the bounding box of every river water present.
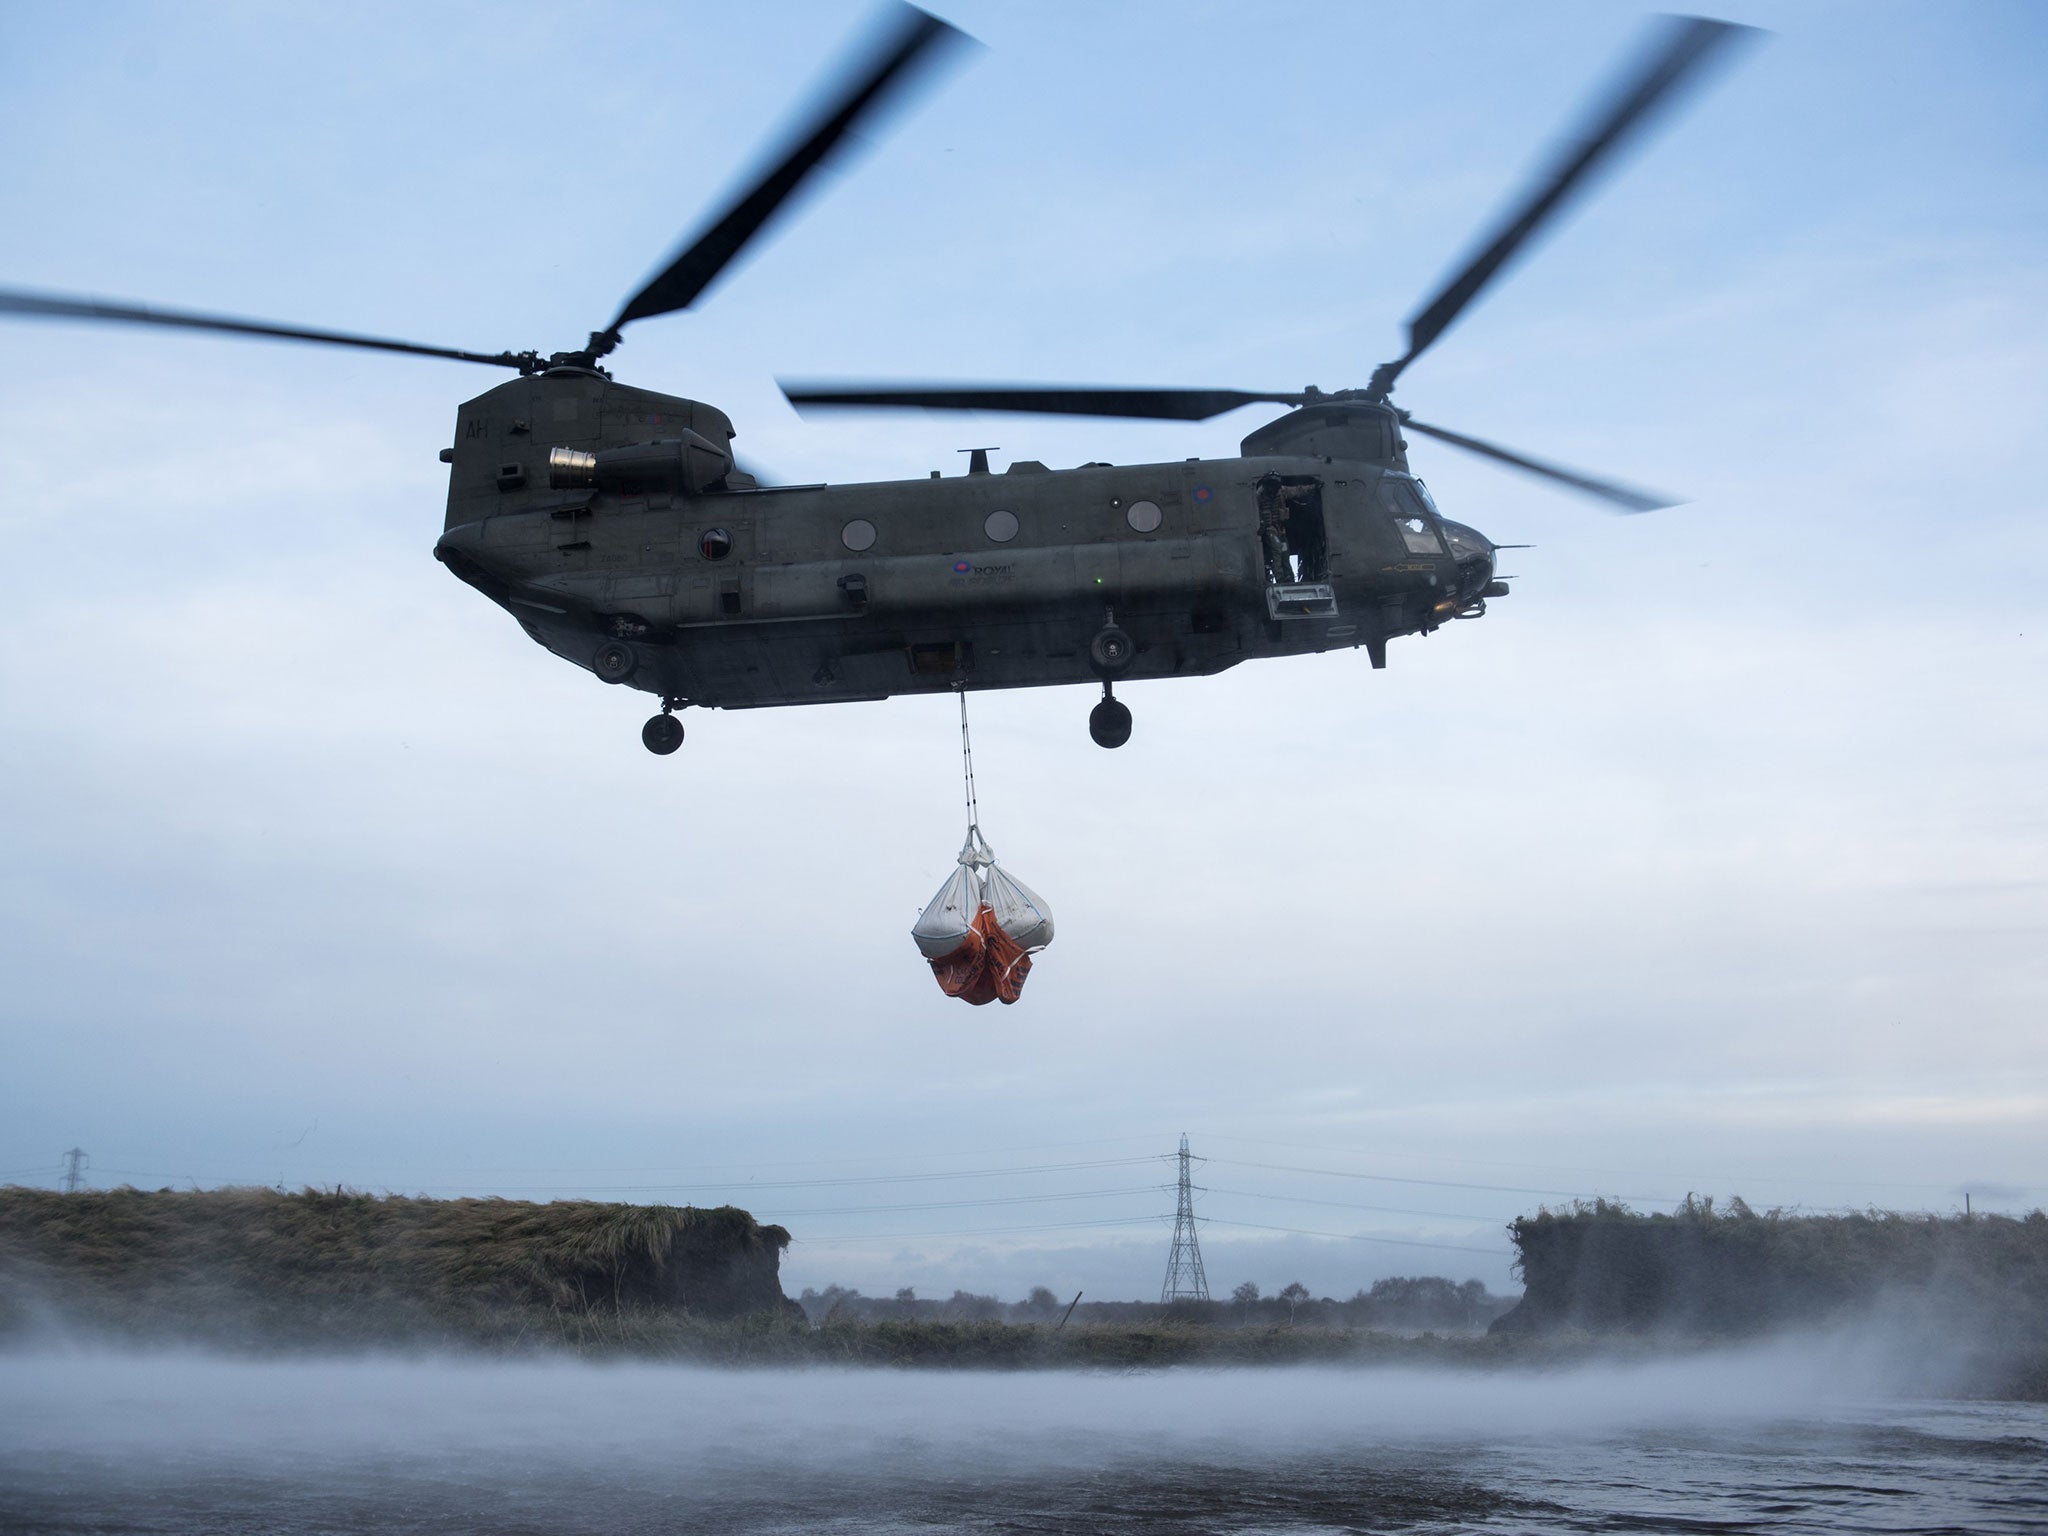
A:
[2,1348,2043,1533]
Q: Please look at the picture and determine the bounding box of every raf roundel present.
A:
[952,559,973,574]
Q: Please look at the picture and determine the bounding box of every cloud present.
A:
[2,2,2044,1301]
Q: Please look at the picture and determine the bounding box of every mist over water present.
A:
[4,1346,2044,1533]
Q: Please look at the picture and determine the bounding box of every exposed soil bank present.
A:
[0,1186,794,1346]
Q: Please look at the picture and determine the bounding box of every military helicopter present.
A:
[0,7,1750,754]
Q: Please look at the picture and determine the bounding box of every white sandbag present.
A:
[984,862,1054,952]
[911,860,982,959]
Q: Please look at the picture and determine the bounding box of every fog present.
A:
[6,1347,2043,1532]
[0,1341,2002,1468]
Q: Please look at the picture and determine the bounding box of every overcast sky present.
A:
[1,0,2042,1302]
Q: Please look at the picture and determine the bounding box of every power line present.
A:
[71,1136,1176,1183]
[76,1154,1169,1194]
[1200,1184,1515,1224]
[1200,1217,1510,1257]
[1194,1130,1998,1197]
[797,1215,1171,1244]
[1205,1155,1679,1205]
[792,1209,1508,1257]
[755,1186,1164,1219]
[60,1178,1170,1222]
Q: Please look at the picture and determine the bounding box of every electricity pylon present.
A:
[1160,1132,1209,1303]
[61,1148,88,1193]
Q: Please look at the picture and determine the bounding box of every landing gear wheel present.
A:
[1088,624,1135,678]
[642,713,684,755]
[593,641,637,685]
[1089,685,1132,749]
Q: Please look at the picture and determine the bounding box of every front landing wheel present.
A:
[1088,624,1135,678]
[1089,693,1132,749]
[593,641,638,684]
[642,714,685,755]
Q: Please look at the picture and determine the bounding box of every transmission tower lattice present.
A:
[1160,1132,1209,1303]
[61,1148,88,1193]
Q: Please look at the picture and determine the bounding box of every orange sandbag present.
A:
[926,922,986,999]
[926,904,1033,1006]
[984,908,1032,1004]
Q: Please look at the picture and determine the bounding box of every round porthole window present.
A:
[1126,499,1163,533]
[841,518,877,552]
[984,509,1019,543]
[698,527,733,560]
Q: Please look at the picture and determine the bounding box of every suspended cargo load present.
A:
[913,696,1053,1006]
[913,827,1046,1006]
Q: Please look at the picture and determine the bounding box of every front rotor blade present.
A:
[782,382,1305,420]
[1372,15,1756,399]
[0,287,526,369]
[1403,417,1676,513]
[608,4,969,335]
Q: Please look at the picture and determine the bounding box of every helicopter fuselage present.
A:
[6,9,1739,751]
[432,368,1500,714]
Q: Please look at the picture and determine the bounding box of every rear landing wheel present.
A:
[1088,688,1132,749]
[642,713,685,755]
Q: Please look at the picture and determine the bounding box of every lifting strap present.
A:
[954,686,994,869]
[958,686,979,836]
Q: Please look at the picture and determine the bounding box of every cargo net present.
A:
[910,696,1054,1006]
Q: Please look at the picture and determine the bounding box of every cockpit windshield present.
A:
[1439,521,1492,559]
[1380,475,1445,555]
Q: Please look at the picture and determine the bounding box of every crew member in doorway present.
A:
[1258,474,1292,584]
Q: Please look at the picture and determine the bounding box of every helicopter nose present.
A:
[1436,519,1501,601]
[1438,518,1494,561]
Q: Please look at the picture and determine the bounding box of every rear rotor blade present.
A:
[782,382,1306,420]
[1370,15,1756,399]
[1402,417,1676,513]
[607,4,969,337]
[0,287,527,369]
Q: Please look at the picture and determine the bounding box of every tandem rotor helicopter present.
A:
[1,7,1753,754]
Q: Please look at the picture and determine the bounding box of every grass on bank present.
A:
[0,1184,790,1346]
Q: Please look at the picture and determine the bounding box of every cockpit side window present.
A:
[1380,477,1445,555]
[1396,516,1443,555]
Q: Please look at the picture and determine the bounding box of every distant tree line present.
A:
[1499,1196,2048,1395]
[795,1275,1515,1334]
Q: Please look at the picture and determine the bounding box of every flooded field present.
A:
[2,1350,2044,1534]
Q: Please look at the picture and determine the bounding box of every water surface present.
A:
[2,1350,2042,1533]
